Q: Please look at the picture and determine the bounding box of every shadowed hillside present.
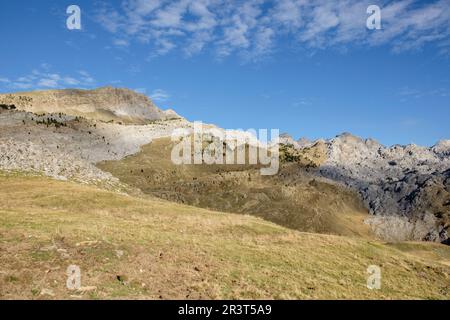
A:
[98,138,372,238]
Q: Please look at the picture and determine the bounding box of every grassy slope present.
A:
[98,138,372,238]
[0,174,449,299]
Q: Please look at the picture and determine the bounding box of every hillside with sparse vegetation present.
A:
[0,173,449,299]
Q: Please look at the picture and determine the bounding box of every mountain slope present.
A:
[98,137,372,238]
[0,173,448,299]
[0,87,180,124]
[0,107,190,185]
[0,87,448,245]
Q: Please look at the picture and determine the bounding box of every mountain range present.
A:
[0,87,448,299]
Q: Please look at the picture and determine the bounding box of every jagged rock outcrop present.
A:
[315,133,450,243]
[297,137,312,148]
[279,132,450,243]
[0,86,180,124]
[279,133,301,149]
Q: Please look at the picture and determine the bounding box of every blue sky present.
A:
[0,0,449,146]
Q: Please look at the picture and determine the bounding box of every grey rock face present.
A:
[297,137,312,148]
[315,133,450,243]
[279,133,301,149]
[0,109,191,187]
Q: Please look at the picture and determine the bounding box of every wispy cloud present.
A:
[292,98,313,107]
[113,39,130,47]
[134,87,147,94]
[399,85,450,101]
[400,118,420,127]
[0,65,96,91]
[93,0,450,61]
[149,89,170,102]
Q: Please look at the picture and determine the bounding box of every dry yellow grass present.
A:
[0,173,449,299]
[98,138,372,238]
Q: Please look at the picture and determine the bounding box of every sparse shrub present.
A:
[0,104,16,110]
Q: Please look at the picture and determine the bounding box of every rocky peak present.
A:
[279,133,300,148]
[0,87,181,124]
[313,133,450,243]
[432,140,450,157]
[297,137,311,148]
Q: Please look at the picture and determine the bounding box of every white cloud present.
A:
[300,2,340,44]
[155,38,176,55]
[216,0,265,58]
[271,0,305,30]
[149,89,170,102]
[0,66,97,91]
[10,82,33,90]
[134,88,147,94]
[292,98,312,107]
[186,0,217,31]
[63,77,81,86]
[399,86,450,100]
[94,0,450,60]
[113,39,130,47]
[400,118,419,127]
[37,79,59,88]
[95,4,124,33]
[183,31,212,56]
[126,0,161,16]
[37,73,61,88]
[78,70,95,84]
[151,0,189,28]
[78,70,90,77]
[40,63,51,71]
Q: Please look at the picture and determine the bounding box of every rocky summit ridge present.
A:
[280,132,449,242]
[295,132,450,243]
[0,86,180,124]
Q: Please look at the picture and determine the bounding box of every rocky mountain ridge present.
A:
[281,132,450,243]
[0,87,189,188]
[0,86,180,124]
